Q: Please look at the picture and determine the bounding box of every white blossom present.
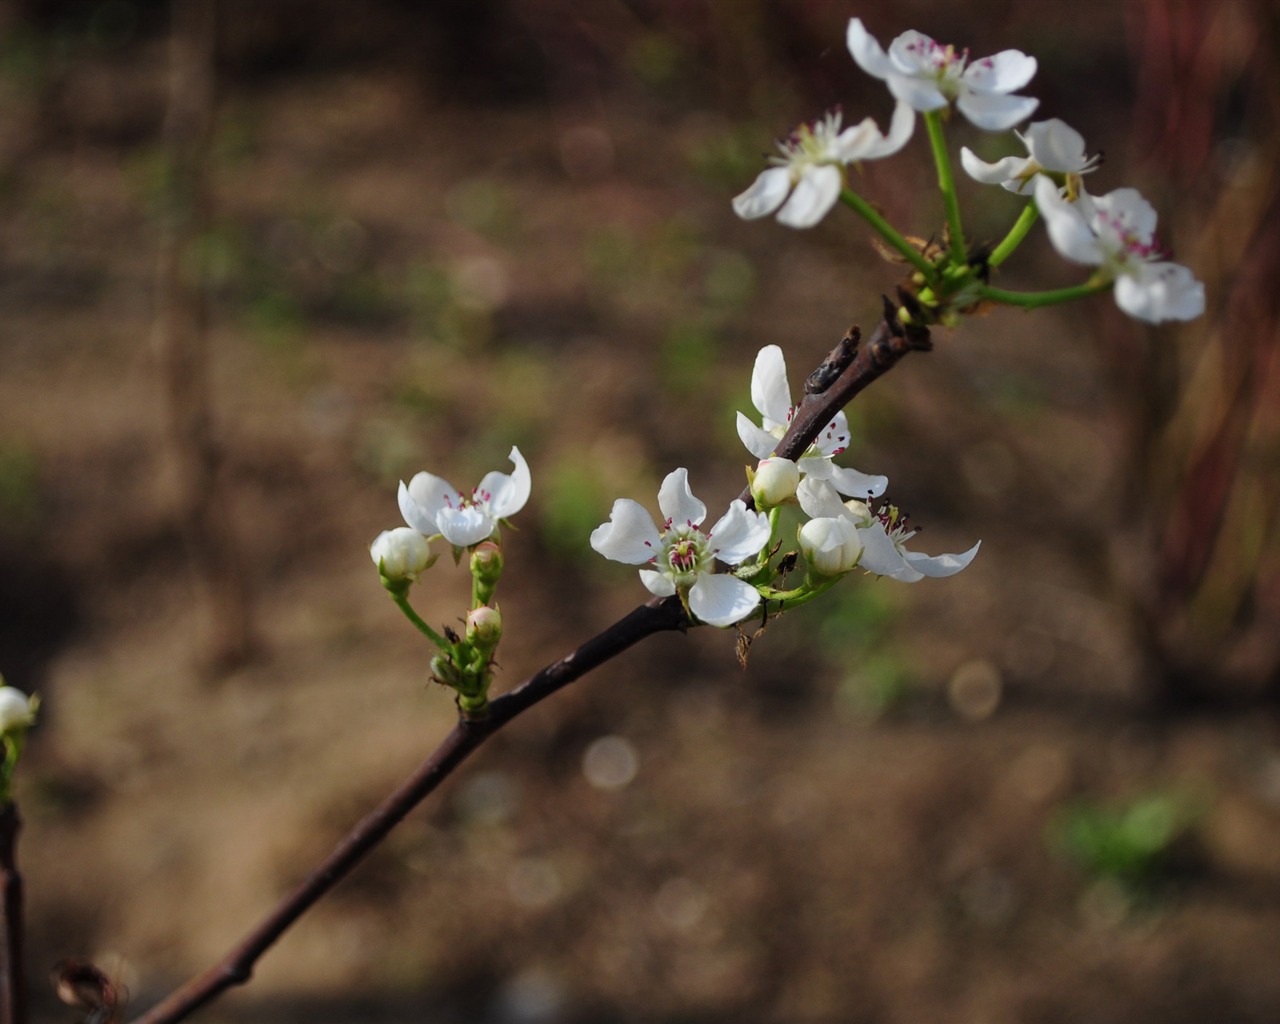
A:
[798,516,864,577]
[737,345,887,500]
[847,19,1038,131]
[1033,176,1205,323]
[733,102,914,228]
[590,469,771,628]
[399,446,531,548]
[797,477,979,583]
[750,457,801,508]
[370,527,434,582]
[960,118,1100,194]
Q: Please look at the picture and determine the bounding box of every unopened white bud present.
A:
[751,457,800,508]
[0,687,36,734]
[370,527,434,581]
[798,517,863,577]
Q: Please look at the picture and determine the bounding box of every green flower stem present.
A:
[762,574,842,613]
[384,582,449,648]
[988,201,1040,268]
[978,277,1112,310]
[840,187,936,281]
[924,110,967,264]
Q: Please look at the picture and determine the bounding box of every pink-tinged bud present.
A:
[370,527,434,581]
[0,686,35,734]
[466,605,503,650]
[469,541,504,584]
[798,517,863,577]
[750,457,800,508]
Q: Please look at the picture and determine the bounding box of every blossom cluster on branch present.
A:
[735,18,1205,326]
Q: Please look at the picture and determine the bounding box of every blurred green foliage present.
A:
[0,443,40,538]
[1050,790,1204,897]
[536,457,613,563]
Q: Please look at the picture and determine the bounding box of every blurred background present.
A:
[1,0,1279,1021]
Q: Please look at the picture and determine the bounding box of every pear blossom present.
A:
[733,102,914,228]
[1033,176,1205,323]
[737,345,887,500]
[960,118,1100,195]
[847,19,1038,131]
[399,446,531,548]
[798,477,979,582]
[370,526,434,581]
[590,469,771,628]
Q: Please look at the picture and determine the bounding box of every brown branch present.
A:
[0,805,25,1024]
[125,313,929,1024]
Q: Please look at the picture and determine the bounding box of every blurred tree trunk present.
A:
[1118,0,1280,710]
[153,0,255,675]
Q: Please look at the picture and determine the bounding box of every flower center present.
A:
[776,109,843,169]
[658,521,709,584]
[1096,209,1161,264]
[872,500,918,547]
[905,37,969,90]
[444,487,492,512]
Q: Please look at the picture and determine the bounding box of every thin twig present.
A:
[0,805,25,1024]
[125,314,928,1024]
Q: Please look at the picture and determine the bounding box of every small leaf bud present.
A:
[465,605,503,651]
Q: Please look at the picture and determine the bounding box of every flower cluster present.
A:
[732,18,1204,325]
[370,448,531,714]
[591,348,979,628]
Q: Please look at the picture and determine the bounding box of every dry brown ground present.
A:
[1,2,1278,1022]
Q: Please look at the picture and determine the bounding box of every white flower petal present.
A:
[1035,175,1104,265]
[865,99,916,159]
[398,481,434,535]
[688,572,761,627]
[886,73,950,112]
[897,540,982,580]
[437,506,493,547]
[1091,188,1158,246]
[836,100,915,162]
[1021,119,1088,172]
[796,476,848,519]
[750,345,793,429]
[590,499,662,563]
[639,569,677,597]
[400,471,457,531]
[776,164,843,228]
[960,147,1030,185]
[855,522,910,577]
[737,411,781,460]
[657,468,707,528]
[480,446,532,520]
[1114,263,1205,323]
[826,464,889,500]
[732,166,793,221]
[956,90,1038,131]
[963,50,1037,94]
[885,30,940,75]
[706,500,771,565]
[846,18,896,79]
